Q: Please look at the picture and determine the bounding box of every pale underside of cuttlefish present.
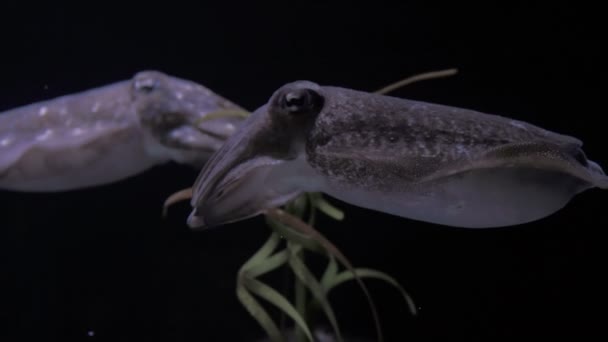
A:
[0,70,245,192]
[188,81,608,229]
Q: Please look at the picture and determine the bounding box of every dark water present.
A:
[0,2,605,341]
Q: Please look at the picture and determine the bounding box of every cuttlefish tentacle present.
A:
[189,81,607,229]
[0,70,245,192]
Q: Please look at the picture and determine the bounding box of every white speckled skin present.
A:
[188,81,608,229]
[0,71,244,192]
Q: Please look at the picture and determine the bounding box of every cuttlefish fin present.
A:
[424,141,608,189]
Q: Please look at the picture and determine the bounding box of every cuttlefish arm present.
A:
[189,81,608,229]
[0,70,245,192]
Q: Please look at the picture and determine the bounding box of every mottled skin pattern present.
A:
[189,80,607,229]
[306,86,591,192]
[0,70,244,191]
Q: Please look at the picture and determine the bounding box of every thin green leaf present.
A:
[236,281,284,342]
[293,249,308,342]
[310,194,344,221]
[373,68,458,95]
[287,242,343,342]
[243,277,314,342]
[304,193,318,226]
[324,268,417,316]
[240,232,282,271]
[307,204,317,226]
[244,249,289,278]
[320,254,339,287]
[286,194,309,218]
[266,208,384,342]
[266,218,324,254]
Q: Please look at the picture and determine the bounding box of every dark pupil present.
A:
[141,84,155,92]
[278,88,323,115]
[286,92,308,109]
[136,79,157,93]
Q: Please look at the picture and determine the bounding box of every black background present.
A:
[0,2,606,341]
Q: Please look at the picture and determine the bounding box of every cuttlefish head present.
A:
[130,70,246,166]
[187,81,326,229]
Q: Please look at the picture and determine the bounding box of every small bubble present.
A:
[87,330,95,337]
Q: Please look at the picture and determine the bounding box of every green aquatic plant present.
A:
[241,194,417,342]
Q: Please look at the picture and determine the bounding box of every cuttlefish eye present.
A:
[134,77,158,94]
[278,88,324,115]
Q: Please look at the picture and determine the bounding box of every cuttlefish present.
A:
[188,80,608,229]
[0,71,244,192]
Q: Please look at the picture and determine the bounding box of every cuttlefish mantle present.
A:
[188,80,608,229]
[0,70,245,192]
